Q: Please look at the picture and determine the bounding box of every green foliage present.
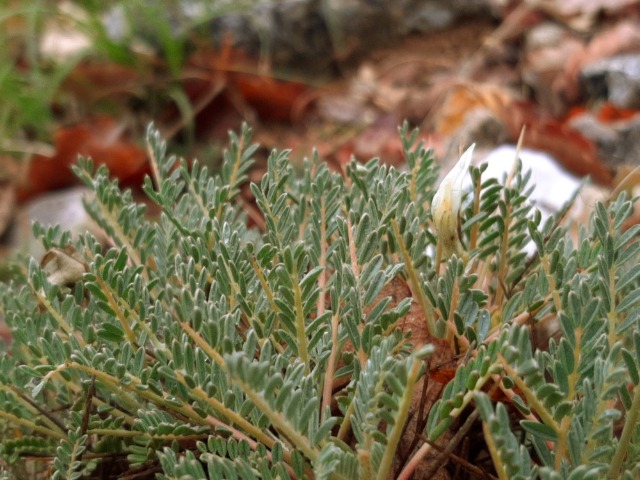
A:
[0,2,64,145]
[0,121,639,479]
[0,1,255,159]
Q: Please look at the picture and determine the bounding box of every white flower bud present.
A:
[431,144,474,260]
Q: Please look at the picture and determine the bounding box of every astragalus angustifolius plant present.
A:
[0,123,639,479]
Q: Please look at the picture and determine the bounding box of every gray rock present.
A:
[209,0,493,73]
[568,112,640,168]
[12,187,104,259]
[102,0,493,74]
[401,0,490,33]
[581,53,640,109]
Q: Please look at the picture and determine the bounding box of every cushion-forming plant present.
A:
[0,123,638,479]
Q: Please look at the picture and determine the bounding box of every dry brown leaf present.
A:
[18,116,148,201]
[185,49,310,125]
[434,83,513,136]
[64,62,141,103]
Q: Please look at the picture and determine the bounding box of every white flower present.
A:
[431,144,475,260]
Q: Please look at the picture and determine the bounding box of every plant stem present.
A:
[180,321,225,366]
[95,275,138,346]
[607,264,618,348]
[233,376,320,463]
[61,363,204,426]
[317,195,328,318]
[346,215,367,368]
[249,257,285,354]
[322,313,340,420]
[175,374,275,449]
[251,256,276,310]
[494,206,511,307]
[337,399,355,441]
[540,254,562,314]
[608,381,640,478]
[483,420,509,480]
[554,327,581,469]
[391,219,437,337]
[30,284,74,337]
[293,255,311,374]
[497,353,559,432]
[398,441,433,480]
[5,385,66,435]
[469,176,482,251]
[376,359,422,480]
[95,201,143,270]
[177,324,307,472]
[0,410,67,441]
[87,428,206,440]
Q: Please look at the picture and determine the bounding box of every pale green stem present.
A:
[376,359,422,480]
[321,313,340,421]
[497,353,559,433]
[337,398,355,441]
[30,284,74,337]
[293,256,311,374]
[607,264,618,349]
[483,420,509,480]
[609,382,640,478]
[346,214,367,368]
[469,176,482,251]
[180,321,224,366]
[494,206,511,306]
[540,254,562,314]
[391,219,437,336]
[94,275,138,346]
[233,376,320,463]
[554,327,581,469]
[88,428,196,441]
[178,323,303,473]
[249,258,285,354]
[174,373,275,449]
[52,363,204,426]
[4,385,65,436]
[215,133,245,221]
[220,257,240,311]
[251,256,277,308]
[0,410,67,441]
[95,203,143,271]
[84,248,163,349]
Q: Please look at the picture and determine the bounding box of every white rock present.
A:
[14,187,103,259]
[474,145,603,251]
